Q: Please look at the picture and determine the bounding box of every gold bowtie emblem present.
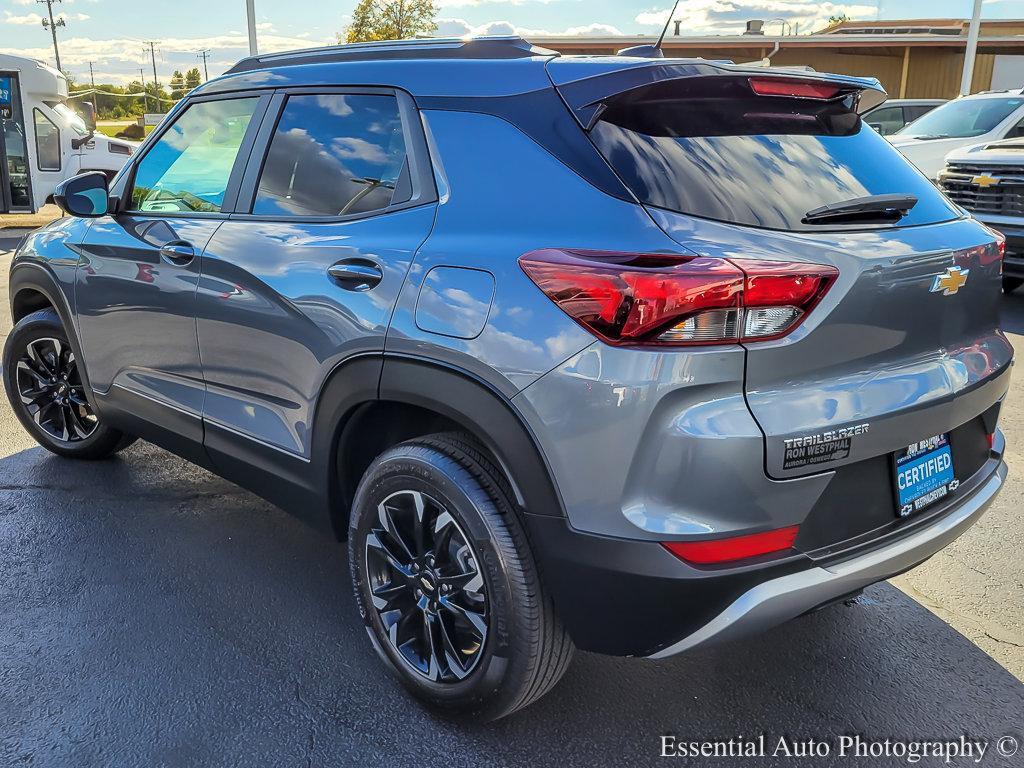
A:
[971,174,1000,188]
[930,266,969,296]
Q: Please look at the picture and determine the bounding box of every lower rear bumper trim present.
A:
[647,460,1007,659]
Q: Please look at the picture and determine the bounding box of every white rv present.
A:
[0,53,137,214]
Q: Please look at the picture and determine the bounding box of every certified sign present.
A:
[0,76,12,120]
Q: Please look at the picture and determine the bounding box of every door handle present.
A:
[159,241,196,264]
[327,259,383,291]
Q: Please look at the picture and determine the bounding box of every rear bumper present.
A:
[525,438,1006,658]
[648,456,1006,658]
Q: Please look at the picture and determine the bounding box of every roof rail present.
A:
[225,36,557,75]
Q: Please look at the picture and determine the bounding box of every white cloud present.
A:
[635,1,878,36]
[437,17,624,38]
[3,10,89,25]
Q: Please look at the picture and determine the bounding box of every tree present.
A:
[185,67,202,90]
[345,0,437,44]
[827,13,851,27]
[170,70,186,101]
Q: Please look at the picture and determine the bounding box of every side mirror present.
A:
[53,171,110,218]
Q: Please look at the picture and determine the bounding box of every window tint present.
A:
[33,109,60,171]
[131,98,259,213]
[590,80,960,230]
[865,106,904,135]
[253,94,407,217]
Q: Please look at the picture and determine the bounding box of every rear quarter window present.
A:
[590,81,961,231]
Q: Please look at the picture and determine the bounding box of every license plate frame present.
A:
[892,434,958,518]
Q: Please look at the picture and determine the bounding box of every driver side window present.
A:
[130,97,259,213]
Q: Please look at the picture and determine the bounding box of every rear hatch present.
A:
[552,61,1012,542]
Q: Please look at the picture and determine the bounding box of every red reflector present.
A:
[987,433,995,450]
[749,78,842,100]
[662,526,800,565]
[519,249,837,346]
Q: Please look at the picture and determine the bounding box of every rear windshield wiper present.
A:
[802,193,918,225]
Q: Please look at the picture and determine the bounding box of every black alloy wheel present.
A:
[365,488,489,682]
[15,337,97,443]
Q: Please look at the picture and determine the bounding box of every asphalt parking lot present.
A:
[1,230,1022,767]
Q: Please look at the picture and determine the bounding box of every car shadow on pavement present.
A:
[1,441,1022,768]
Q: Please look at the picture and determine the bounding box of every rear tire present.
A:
[3,309,135,459]
[1004,277,1023,293]
[349,432,573,721]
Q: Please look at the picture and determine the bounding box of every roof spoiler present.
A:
[550,61,887,131]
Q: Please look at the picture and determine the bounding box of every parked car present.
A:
[889,89,1024,178]
[939,137,1024,293]
[863,98,945,135]
[4,37,1009,721]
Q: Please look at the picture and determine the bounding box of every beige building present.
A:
[533,19,1024,99]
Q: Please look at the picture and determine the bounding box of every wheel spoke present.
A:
[377,501,416,563]
[439,595,487,640]
[437,612,471,680]
[65,405,93,440]
[422,612,442,680]
[370,580,409,611]
[409,490,427,556]
[16,360,49,388]
[366,531,413,577]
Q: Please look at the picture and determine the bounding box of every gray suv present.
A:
[3,38,1011,721]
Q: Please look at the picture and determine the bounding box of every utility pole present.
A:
[38,0,66,73]
[143,41,160,112]
[139,67,150,115]
[246,0,259,56]
[960,0,984,96]
[198,49,211,82]
[88,61,97,116]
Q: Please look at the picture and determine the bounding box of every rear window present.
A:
[589,79,960,230]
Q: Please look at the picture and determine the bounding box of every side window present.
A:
[130,97,259,213]
[253,93,408,217]
[33,108,60,171]
[866,106,903,136]
[905,105,936,121]
[1004,116,1024,140]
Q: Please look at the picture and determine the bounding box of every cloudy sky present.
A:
[1,0,1022,86]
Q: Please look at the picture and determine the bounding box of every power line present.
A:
[38,0,66,73]
[87,61,97,115]
[197,49,212,82]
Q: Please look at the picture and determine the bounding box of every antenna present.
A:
[655,0,682,52]
[619,0,682,59]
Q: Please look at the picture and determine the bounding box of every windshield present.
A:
[894,96,1024,139]
[48,102,89,136]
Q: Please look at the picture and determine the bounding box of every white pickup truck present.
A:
[939,138,1024,293]
[1,53,137,214]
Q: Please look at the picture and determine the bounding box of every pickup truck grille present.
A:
[939,163,1024,217]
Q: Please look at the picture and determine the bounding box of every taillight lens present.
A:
[749,77,842,100]
[662,525,800,565]
[519,249,837,346]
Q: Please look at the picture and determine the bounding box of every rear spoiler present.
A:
[547,59,887,131]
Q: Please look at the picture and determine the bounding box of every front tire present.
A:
[3,309,135,459]
[349,433,573,721]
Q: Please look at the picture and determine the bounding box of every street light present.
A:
[246,0,258,56]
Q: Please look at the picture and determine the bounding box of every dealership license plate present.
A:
[893,434,957,518]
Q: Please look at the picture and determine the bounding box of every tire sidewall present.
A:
[349,450,521,713]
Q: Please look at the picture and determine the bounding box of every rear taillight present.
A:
[749,78,842,100]
[987,432,995,450]
[662,525,800,565]
[519,249,837,346]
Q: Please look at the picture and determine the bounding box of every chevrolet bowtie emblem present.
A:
[931,266,970,296]
[971,174,1000,188]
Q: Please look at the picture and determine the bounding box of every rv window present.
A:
[33,109,60,172]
